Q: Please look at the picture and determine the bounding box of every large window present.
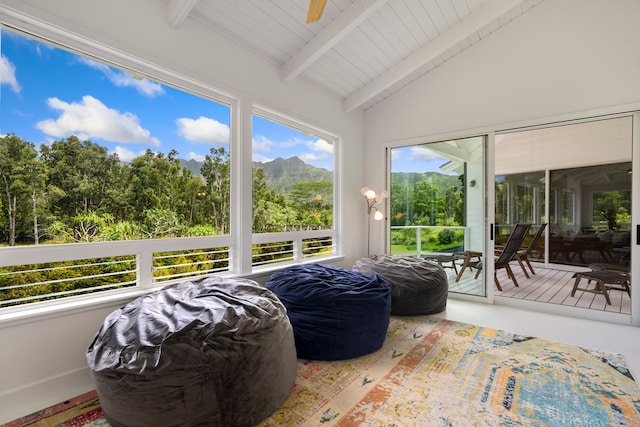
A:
[251,112,335,266]
[0,26,339,309]
[1,29,232,246]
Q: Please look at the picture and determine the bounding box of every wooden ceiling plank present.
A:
[344,0,524,112]
[281,0,390,82]
[166,0,199,28]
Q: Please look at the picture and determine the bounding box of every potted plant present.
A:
[600,207,618,230]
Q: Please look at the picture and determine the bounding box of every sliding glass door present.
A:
[388,136,486,297]
[495,115,634,319]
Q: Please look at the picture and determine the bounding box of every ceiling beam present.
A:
[166,0,199,29]
[343,0,524,112]
[281,0,389,82]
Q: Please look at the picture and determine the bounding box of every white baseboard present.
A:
[0,367,94,424]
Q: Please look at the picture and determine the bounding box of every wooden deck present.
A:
[446,261,631,315]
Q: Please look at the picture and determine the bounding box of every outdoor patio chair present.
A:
[515,223,547,278]
[494,223,531,291]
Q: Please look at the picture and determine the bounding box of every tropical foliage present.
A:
[0,134,333,306]
[390,172,465,254]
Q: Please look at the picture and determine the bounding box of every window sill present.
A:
[0,288,152,329]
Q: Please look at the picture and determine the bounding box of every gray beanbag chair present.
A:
[87,276,297,427]
[354,255,448,315]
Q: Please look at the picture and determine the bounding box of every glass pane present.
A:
[389,136,485,296]
[494,171,545,243]
[0,256,137,307]
[549,162,631,267]
[251,115,334,234]
[0,28,231,246]
[495,116,632,318]
[153,247,230,282]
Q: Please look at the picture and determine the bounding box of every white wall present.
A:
[363,0,640,317]
[0,0,365,422]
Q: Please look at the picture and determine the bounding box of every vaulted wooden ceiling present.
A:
[163,0,544,112]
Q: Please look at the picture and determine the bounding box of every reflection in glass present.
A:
[497,162,631,268]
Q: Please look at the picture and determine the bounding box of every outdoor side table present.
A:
[571,270,631,305]
[422,253,458,275]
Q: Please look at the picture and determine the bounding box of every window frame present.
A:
[249,105,341,270]
[0,19,343,317]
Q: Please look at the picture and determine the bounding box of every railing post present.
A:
[137,250,154,289]
[416,227,422,257]
[293,237,304,261]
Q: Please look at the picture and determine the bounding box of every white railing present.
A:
[0,229,336,309]
[252,229,335,266]
[390,225,470,257]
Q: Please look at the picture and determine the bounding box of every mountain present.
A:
[179,156,332,195]
[391,171,462,192]
[253,156,332,194]
[179,158,203,177]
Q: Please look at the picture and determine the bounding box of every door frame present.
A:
[380,109,638,327]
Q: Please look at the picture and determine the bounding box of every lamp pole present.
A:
[361,187,387,255]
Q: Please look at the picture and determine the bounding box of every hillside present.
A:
[180,156,332,195]
[253,156,332,194]
[391,171,461,192]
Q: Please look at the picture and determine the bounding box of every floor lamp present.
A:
[361,187,387,255]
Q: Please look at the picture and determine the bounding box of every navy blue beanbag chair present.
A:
[266,263,391,360]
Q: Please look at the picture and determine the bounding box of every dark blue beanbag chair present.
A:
[266,263,391,360]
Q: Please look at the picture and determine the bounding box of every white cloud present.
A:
[307,138,333,154]
[391,150,402,162]
[36,95,161,146]
[410,146,445,162]
[112,146,142,162]
[176,116,229,145]
[187,152,206,162]
[252,135,275,152]
[252,153,274,163]
[300,153,323,163]
[79,58,164,97]
[0,55,21,93]
[298,138,333,165]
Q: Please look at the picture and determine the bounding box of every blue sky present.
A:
[0,29,334,170]
[390,145,456,174]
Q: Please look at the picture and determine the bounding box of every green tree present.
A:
[41,136,123,220]
[141,208,183,238]
[0,134,40,246]
[125,149,184,222]
[253,167,287,232]
[289,181,332,229]
[52,211,116,242]
[414,180,439,226]
[200,147,230,233]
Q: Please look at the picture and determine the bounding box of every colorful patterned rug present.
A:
[6,317,640,426]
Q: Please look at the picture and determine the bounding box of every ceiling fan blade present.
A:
[307,0,327,23]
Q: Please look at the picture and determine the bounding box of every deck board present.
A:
[445,259,630,315]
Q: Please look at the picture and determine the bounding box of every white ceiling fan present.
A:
[306,0,327,23]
